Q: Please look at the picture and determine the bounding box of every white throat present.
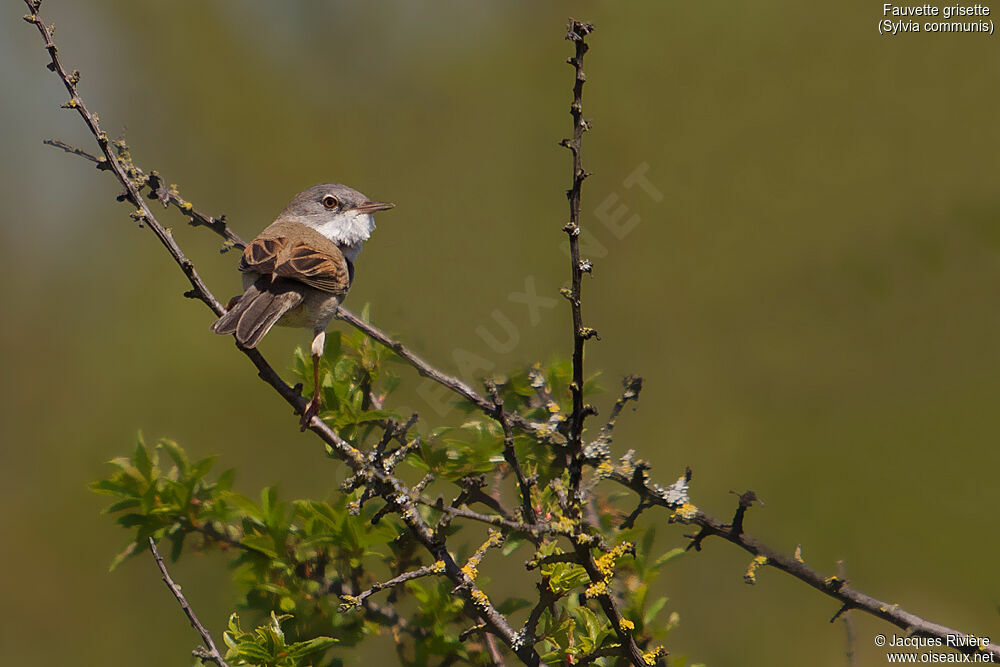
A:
[312,210,375,262]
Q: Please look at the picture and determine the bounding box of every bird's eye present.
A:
[321,195,339,209]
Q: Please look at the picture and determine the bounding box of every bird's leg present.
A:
[300,329,325,430]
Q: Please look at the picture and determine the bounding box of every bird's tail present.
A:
[210,278,303,348]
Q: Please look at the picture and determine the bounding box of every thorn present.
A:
[729,490,760,536]
[830,603,854,623]
[685,526,711,552]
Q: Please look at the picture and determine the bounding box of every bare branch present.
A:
[148,538,230,667]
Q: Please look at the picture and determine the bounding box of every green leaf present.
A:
[240,534,280,559]
[287,636,339,660]
[157,439,189,475]
[652,547,685,570]
[644,596,669,627]
[133,439,153,482]
[189,455,218,482]
[216,468,236,492]
[104,498,141,513]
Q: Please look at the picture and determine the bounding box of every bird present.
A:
[210,183,394,428]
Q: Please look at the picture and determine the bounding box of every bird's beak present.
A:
[356,200,395,214]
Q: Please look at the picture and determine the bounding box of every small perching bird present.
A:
[211,183,394,428]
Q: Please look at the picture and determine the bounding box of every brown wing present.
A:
[239,236,284,275]
[238,233,351,295]
[274,241,351,294]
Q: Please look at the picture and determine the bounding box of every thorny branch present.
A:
[607,466,1000,660]
[26,1,1000,663]
[560,19,597,497]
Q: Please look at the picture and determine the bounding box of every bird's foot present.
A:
[299,395,322,431]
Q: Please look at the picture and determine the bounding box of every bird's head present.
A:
[280,183,394,261]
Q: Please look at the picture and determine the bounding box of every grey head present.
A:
[278,183,394,261]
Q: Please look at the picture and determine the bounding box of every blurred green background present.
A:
[3,1,999,665]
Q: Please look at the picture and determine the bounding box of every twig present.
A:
[578,646,626,665]
[417,495,568,539]
[336,307,545,435]
[42,139,246,252]
[521,576,562,647]
[559,18,598,495]
[148,538,230,667]
[483,632,507,666]
[487,380,538,525]
[574,542,647,666]
[339,563,443,610]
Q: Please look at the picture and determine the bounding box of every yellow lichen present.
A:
[461,530,503,582]
[585,580,608,598]
[595,542,633,580]
[337,595,360,612]
[670,502,698,522]
[744,555,768,584]
[619,618,635,632]
[643,646,666,665]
